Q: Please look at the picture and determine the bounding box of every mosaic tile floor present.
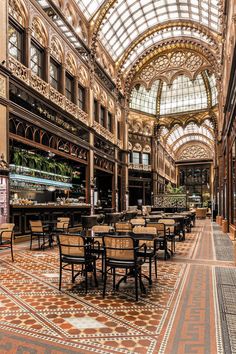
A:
[0,220,234,353]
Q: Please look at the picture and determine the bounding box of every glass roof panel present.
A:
[76,0,106,20]
[100,0,220,60]
[130,81,160,115]
[206,71,218,106]
[173,135,213,151]
[160,74,208,115]
[165,122,214,151]
[123,27,215,70]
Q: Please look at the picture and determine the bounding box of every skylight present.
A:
[76,0,106,20]
[160,75,208,115]
[130,81,160,115]
[100,0,220,60]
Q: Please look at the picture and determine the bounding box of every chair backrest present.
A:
[146,222,166,237]
[0,223,15,241]
[196,208,207,218]
[57,217,70,230]
[30,220,43,233]
[115,222,132,232]
[103,235,135,261]
[158,219,175,233]
[130,218,145,226]
[132,226,157,236]
[58,234,86,257]
[1,223,14,231]
[92,225,112,234]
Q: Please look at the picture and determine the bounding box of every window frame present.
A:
[49,58,60,90]
[30,41,44,79]
[8,21,23,63]
[65,72,74,101]
[78,84,86,111]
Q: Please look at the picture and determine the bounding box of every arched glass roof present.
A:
[99,0,220,60]
[173,135,213,151]
[76,0,106,20]
[130,72,217,116]
[166,123,214,148]
[122,27,216,71]
[130,81,160,115]
[160,74,208,115]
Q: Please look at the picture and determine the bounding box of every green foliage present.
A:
[166,182,184,194]
[11,148,74,178]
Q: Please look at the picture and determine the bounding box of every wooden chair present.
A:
[158,219,176,253]
[132,226,158,284]
[57,234,98,292]
[102,235,147,301]
[29,220,51,250]
[56,217,70,233]
[196,208,207,219]
[115,222,132,233]
[146,223,169,260]
[130,218,146,227]
[0,223,15,261]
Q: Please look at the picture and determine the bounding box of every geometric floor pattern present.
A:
[0,219,234,353]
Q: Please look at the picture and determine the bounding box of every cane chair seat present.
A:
[115,222,132,233]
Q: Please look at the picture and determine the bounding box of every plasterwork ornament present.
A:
[177,144,213,160]
[0,75,7,98]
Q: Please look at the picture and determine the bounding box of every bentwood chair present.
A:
[55,217,70,233]
[29,220,51,250]
[91,225,114,275]
[130,218,146,227]
[158,219,176,254]
[115,222,132,233]
[0,223,15,261]
[102,235,147,301]
[146,223,169,260]
[57,234,98,292]
[132,226,158,284]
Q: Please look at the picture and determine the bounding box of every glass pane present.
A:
[100,0,220,60]
[76,0,106,19]
[50,60,59,90]
[143,153,150,165]
[130,81,160,115]
[8,25,22,61]
[160,74,208,115]
[31,44,43,77]
[133,152,140,164]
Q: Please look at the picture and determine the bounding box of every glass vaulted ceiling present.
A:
[165,123,214,152]
[76,1,106,20]
[99,0,220,60]
[122,26,216,70]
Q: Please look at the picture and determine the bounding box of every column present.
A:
[121,106,129,210]
[88,132,95,215]
[0,1,9,223]
[60,63,66,95]
[113,148,118,211]
[44,47,50,83]
[25,28,31,68]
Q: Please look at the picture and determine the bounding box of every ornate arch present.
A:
[117,21,220,73]
[31,16,48,47]
[9,0,28,27]
[125,41,219,94]
[50,36,64,62]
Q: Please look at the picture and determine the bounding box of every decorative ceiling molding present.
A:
[169,133,214,150]
[131,50,211,88]
[176,142,213,160]
[157,107,218,131]
[163,122,215,143]
[116,20,220,73]
[124,40,219,94]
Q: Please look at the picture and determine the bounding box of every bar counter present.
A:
[10,204,91,236]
